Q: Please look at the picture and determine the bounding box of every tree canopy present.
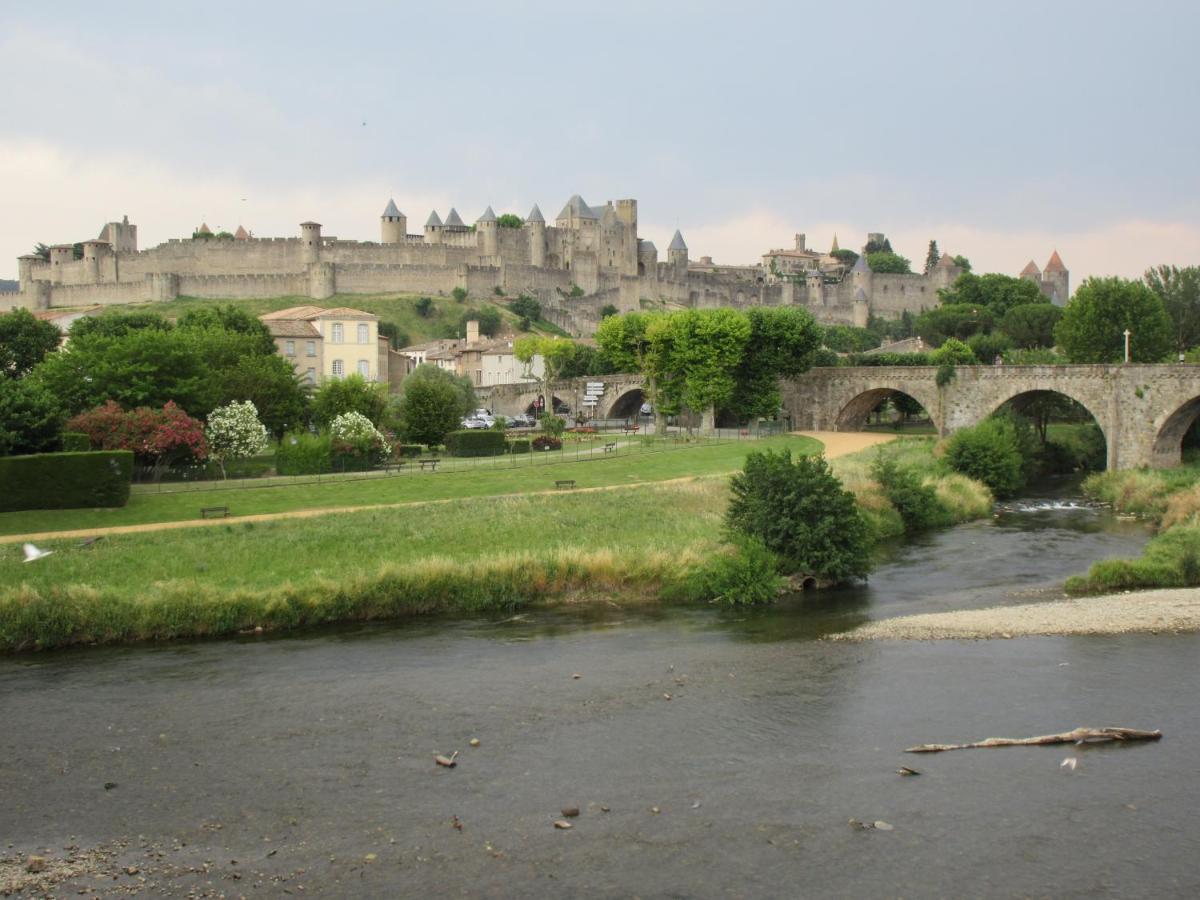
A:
[865,252,911,274]
[311,374,388,428]
[1000,303,1063,349]
[1055,277,1173,363]
[0,308,60,379]
[390,364,472,446]
[937,272,1046,317]
[1144,264,1200,353]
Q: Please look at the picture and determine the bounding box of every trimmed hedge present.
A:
[509,439,532,455]
[276,432,332,475]
[60,432,91,452]
[444,429,507,457]
[0,450,133,511]
[395,443,424,458]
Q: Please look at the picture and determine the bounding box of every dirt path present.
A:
[2,433,890,547]
[831,588,1200,641]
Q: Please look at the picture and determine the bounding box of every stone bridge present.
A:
[782,364,1200,470]
[482,373,648,421]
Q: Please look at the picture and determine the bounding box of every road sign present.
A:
[586,382,605,389]
[581,399,598,406]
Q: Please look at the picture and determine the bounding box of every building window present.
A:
[332,359,344,377]
[285,340,295,356]
[306,340,316,356]
[358,360,370,378]
[331,323,344,344]
[357,323,369,344]
[305,368,316,384]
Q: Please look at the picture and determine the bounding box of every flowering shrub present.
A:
[329,411,387,460]
[205,400,270,478]
[67,401,207,469]
[531,435,562,451]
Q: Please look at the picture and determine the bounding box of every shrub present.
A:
[66,400,208,469]
[726,449,870,583]
[60,432,90,452]
[312,375,388,428]
[451,287,468,303]
[275,431,332,475]
[0,450,132,511]
[444,429,507,457]
[930,337,976,366]
[539,414,566,437]
[511,295,542,321]
[330,411,388,461]
[0,376,65,456]
[415,297,434,317]
[1066,525,1200,594]
[395,443,424,458]
[205,400,269,478]
[509,438,531,454]
[681,537,783,606]
[532,435,562,451]
[944,417,1025,498]
[870,453,951,532]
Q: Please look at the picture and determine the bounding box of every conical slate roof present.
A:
[382,198,402,218]
[425,210,443,227]
[477,206,497,223]
[668,230,687,252]
[444,208,466,228]
[831,233,840,253]
[1020,260,1041,277]
[556,194,599,221]
[1044,250,1067,272]
[851,253,871,274]
[527,204,545,223]
[639,239,657,253]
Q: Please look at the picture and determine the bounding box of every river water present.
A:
[3,492,1198,897]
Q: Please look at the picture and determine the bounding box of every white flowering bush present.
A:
[205,400,270,478]
[329,410,388,461]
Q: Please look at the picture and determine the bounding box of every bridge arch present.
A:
[1152,395,1200,468]
[835,385,941,433]
[982,386,1110,469]
[606,387,646,420]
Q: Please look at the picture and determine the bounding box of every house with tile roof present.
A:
[259,305,391,386]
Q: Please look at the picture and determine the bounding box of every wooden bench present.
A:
[419,459,440,472]
[622,426,639,434]
[555,479,576,490]
[380,461,407,474]
[200,506,229,519]
[603,442,618,453]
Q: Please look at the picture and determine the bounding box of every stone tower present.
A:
[668,230,688,278]
[48,245,74,284]
[850,251,872,299]
[100,215,137,254]
[1019,260,1041,285]
[381,199,406,244]
[477,206,498,257]
[424,210,443,244]
[299,222,322,264]
[1043,251,1069,305]
[526,204,546,267]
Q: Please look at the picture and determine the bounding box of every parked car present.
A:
[507,414,536,428]
[460,417,488,429]
[640,402,653,416]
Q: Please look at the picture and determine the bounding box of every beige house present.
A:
[396,320,545,387]
[259,305,390,386]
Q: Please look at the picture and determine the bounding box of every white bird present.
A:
[23,543,53,562]
[1061,757,1078,771]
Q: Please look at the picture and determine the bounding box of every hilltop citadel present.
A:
[4,195,1067,335]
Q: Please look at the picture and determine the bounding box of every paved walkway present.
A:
[3,432,896,546]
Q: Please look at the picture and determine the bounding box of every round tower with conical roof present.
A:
[424,210,443,244]
[381,199,406,244]
[477,206,498,257]
[1042,251,1069,305]
[668,230,688,278]
[526,204,546,267]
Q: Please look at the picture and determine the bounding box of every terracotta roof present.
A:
[936,252,958,268]
[264,319,321,338]
[234,225,249,240]
[260,305,326,320]
[1044,250,1067,272]
[196,222,212,235]
[316,307,378,320]
[1020,260,1041,277]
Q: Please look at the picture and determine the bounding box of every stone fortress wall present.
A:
[6,197,1068,336]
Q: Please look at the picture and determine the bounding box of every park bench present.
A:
[200,506,229,519]
[419,459,440,472]
[380,461,407,474]
[603,442,618,453]
[622,425,639,434]
[555,479,576,490]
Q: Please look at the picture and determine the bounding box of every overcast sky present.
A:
[2,0,1197,283]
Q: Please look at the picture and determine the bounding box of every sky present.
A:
[1,0,1197,283]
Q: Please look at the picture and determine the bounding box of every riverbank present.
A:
[833,587,1200,641]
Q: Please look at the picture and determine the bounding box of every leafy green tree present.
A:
[178,304,275,355]
[496,213,523,228]
[658,308,751,431]
[863,237,893,255]
[376,321,410,350]
[0,376,64,455]
[514,335,576,419]
[1055,277,1173,363]
[929,337,977,366]
[415,296,435,318]
[953,255,972,273]
[944,417,1027,498]
[731,307,822,420]
[924,240,940,275]
[69,309,172,340]
[967,331,1012,363]
[461,307,502,337]
[938,272,1045,317]
[216,354,310,437]
[557,344,618,378]
[311,374,388,428]
[451,287,468,303]
[390,364,471,446]
[510,295,542,321]
[915,304,995,346]
[31,242,50,261]
[0,308,60,379]
[999,303,1063,349]
[1144,265,1200,354]
[599,304,619,319]
[822,324,881,353]
[830,248,859,267]
[866,252,911,274]
[596,311,667,429]
[726,449,870,582]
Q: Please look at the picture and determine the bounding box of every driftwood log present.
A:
[906,726,1162,753]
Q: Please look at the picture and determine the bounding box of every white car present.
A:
[460,417,488,429]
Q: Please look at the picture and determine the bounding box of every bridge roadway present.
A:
[485,365,1200,470]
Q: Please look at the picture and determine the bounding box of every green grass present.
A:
[0,436,820,536]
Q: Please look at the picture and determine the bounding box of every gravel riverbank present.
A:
[832,588,1200,641]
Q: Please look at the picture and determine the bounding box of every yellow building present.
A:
[259,306,389,386]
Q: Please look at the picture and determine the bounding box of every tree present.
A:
[557,343,618,378]
[415,297,435,318]
[599,304,619,319]
[510,295,542,321]
[329,411,388,463]
[69,310,173,340]
[1144,265,1200,354]
[866,252,911,274]
[1000,303,1063,349]
[953,255,972,272]
[178,304,274,354]
[731,307,822,420]
[390,364,471,446]
[496,213,523,228]
[930,337,977,366]
[0,308,60,379]
[66,400,208,472]
[205,400,269,478]
[1055,277,1173,363]
[596,311,668,430]
[215,353,310,437]
[924,240,940,275]
[938,272,1045,318]
[656,308,751,431]
[461,307,502,338]
[864,237,893,255]
[311,374,388,427]
[514,335,576,421]
[451,287,468,303]
[376,321,410,350]
[822,324,881,353]
[915,304,996,346]
[0,377,64,456]
[31,242,50,261]
[830,248,859,267]
[726,449,870,583]
[944,417,1026,498]
[967,331,1011,363]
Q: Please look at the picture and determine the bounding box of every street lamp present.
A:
[1123,329,1131,364]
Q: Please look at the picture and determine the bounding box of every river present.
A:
[3,491,1198,897]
